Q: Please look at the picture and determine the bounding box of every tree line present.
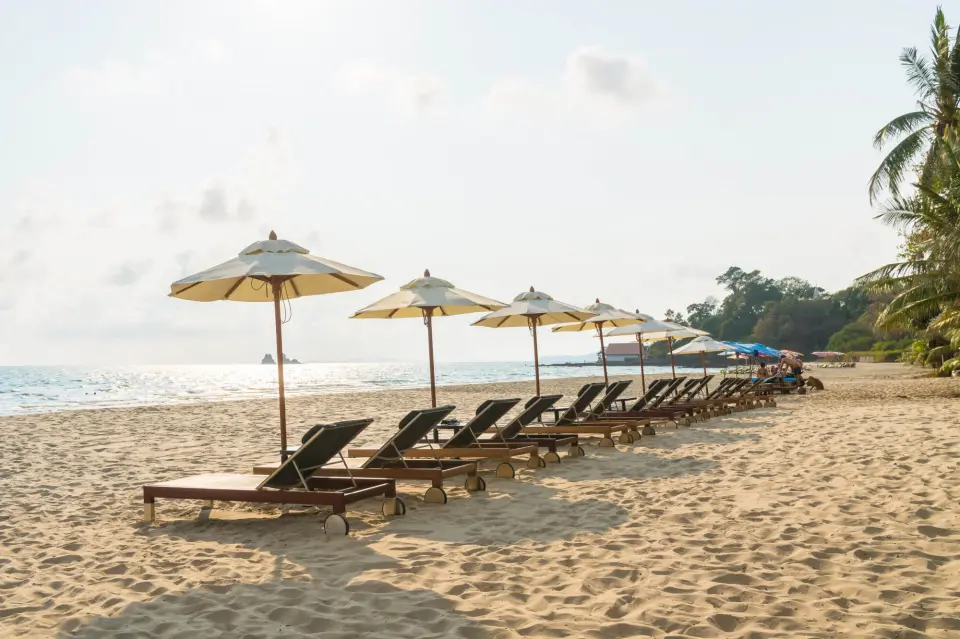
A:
[658,267,904,360]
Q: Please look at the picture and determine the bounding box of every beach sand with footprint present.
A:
[1,363,959,637]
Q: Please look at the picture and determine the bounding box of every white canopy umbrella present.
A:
[552,300,644,385]
[671,335,729,378]
[170,230,384,457]
[472,287,596,395]
[607,320,708,380]
[351,270,505,406]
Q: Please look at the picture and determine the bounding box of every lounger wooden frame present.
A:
[255,407,484,503]
[142,419,404,534]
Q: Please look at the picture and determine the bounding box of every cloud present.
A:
[153,126,293,232]
[337,63,444,113]
[565,47,660,107]
[109,260,153,286]
[485,46,664,124]
[199,39,229,64]
[63,40,231,99]
[63,61,163,98]
[198,185,229,220]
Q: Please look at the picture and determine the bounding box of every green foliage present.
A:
[859,133,960,374]
[826,324,876,352]
[753,298,849,355]
[669,267,885,357]
[869,7,960,202]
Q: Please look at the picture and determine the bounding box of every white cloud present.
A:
[485,46,664,124]
[337,63,445,113]
[155,126,296,232]
[199,39,230,64]
[109,260,154,286]
[63,60,164,98]
[63,40,231,98]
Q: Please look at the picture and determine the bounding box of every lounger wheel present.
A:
[464,476,486,492]
[629,428,642,441]
[598,437,615,448]
[323,513,350,535]
[381,497,407,518]
[567,445,586,458]
[495,462,516,479]
[526,455,547,469]
[681,417,691,427]
[798,387,807,395]
[618,432,633,445]
[641,424,656,436]
[423,486,448,504]
[543,451,562,464]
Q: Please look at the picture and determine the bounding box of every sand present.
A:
[2,363,959,638]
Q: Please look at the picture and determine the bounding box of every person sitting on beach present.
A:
[757,362,769,378]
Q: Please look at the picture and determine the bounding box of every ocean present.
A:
[0,362,714,416]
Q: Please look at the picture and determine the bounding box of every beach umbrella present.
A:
[551,300,645,385]
[350,270,505,407]
[169,230,384,457]
[607,320,707,380]
[472,287,596,395]
[671,335,729,379]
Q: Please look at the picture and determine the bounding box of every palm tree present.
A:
[859,134,960,373]
[869,7,960,203]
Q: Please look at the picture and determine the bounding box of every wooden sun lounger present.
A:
[477,395,582,462]
[347,400,542,479]
[605,379,691,428]
[143,419,403,535]
[255,406,482,504]
[425,396,582,463]
[528,382,641,447]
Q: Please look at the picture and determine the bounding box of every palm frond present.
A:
[868,128,931,202]
[901,47,938,99]
[873,111,931,148]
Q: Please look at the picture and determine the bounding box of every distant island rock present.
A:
[261,353,301,365]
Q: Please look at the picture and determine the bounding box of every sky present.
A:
[0,0,940,365]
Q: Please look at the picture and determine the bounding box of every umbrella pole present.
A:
[597,325,609,385]
[530,318,541,396]
[637,333,646,393]
[272,282,288,460]
[425,309,437,408]
[669,337,676,379]
[701,350,708,393]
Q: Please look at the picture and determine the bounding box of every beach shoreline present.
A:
[3,363,959,638]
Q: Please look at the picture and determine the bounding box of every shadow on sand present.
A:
[60,515,504,639]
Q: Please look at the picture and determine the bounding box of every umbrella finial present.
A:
[424,268,431,277]
[529,285,535,292]
[635,308,640,314]
[595,297,600,304]
[269,230,277,240]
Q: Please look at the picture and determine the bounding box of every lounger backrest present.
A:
[555,382,606,425]
[362,405,455,468]
[680,376,713,401]
[497,394,564,439]
[260,419,373,489]
[443,398,521,447]
[650,378,685,407]
[625,379,668,411]
[707,377,735,399]
[727,378,750,395]
[585,380,632,419]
